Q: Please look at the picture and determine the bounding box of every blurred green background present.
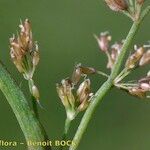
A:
[0,0,150,150]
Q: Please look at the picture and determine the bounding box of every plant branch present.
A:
[69,6,150,150]
[59,118,72,150]
[0,62,51,150]
[28,79,39,119]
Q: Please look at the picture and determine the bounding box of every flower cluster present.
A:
[56,64,95,120]
[95,32,123,69]
[114,44,150,99]
[10,19,40,103]
[105,0,145,20]
[129,74,150,98]
[10,19,39,80]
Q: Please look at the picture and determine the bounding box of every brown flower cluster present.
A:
[105,0,128,12]
[126,45,150,70]
[56,64,95,120]
[95,32,123,69]
[10,19,40,103]
[129,74,150,98]
[114,44,150,99]
[104,0,145,21]
[10,19,39,80]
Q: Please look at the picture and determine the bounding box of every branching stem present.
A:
[0,62,51,150]
[69,6,150,150]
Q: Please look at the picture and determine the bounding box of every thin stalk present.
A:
[0,62,51,150]
[69,6,150,150]
[28,79,39,119]
[59,118,72,150]
[31,95,39,119]
[96,70,109,78]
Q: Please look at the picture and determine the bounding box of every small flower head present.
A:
[56,78,93,120]
[139,49,150,66]
[94,32,111,52]
[56,65,94,120]
[105,0,128,12]
[107,41,123,68]
[125,46,144,69]
[72,64,96,85]
[10,19,39,80]
[129,87,146,98]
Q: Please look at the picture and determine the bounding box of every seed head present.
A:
[125,46,144,69]
[139,50,150,66]
[105,0,128,12]
[56,77,93,120]
[129,87,146,98]
[94,32,111,52]
[72,64,96,85]
[107,41,123,69]
[10,19,39,80]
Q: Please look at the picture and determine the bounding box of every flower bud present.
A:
[79,66,96,75]
[105,0,128,12]
[94,32,111,52]
[139,50,150,66]
[111,42,123,61]
[129,87,146,98]
[61,79,75,107]
[72,66,82,85]
[56,83,70,108]
[77,79,91,102]
[72,64,96,85]
[77,79,93,111]
[125,47,144,69]
[32,85,40,101]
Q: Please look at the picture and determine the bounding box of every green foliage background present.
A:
[0,0,150,150]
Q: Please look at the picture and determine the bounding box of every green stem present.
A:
[0,62,51,150]
[69,6,150,150]
[59,118,72,150]
[32,95,39,119]
[28,79,39,119]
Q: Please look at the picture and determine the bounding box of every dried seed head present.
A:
[72,64,96,85]
[56,79,74,109]
[129,87,146,98]
[125,47,144,69]
[105,0,128,12]
[111,42,123,61]
[107,41,123,69]
[77,79,91,103]
[56,77,93,120]
[139,50,150,66]
[94,32,111,52]
[72,65,82,85]
[10,19,39,80]
[79,66,96,75]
